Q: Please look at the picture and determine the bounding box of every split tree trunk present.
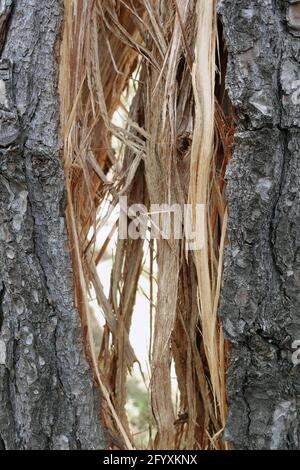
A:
[0,0,104,449]
[219,0,300,449]
[1,0,300,452]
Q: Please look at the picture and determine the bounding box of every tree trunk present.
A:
[1,0,300,452]
[0,0,104,449]
[219,0,300,449]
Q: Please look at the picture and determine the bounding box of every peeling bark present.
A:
[0,0,104,449]
[219,0,300,449]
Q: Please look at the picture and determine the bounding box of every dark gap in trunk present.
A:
[0,282,5,332]
[0,435,6,450]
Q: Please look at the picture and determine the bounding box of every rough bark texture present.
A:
[0,0,105,449]
[219,0,300,449]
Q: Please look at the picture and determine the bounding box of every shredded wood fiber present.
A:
[60,0,233,450]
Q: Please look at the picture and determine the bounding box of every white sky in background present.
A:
[89,213,154,377]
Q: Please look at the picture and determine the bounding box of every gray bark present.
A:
[0,0,105,449]
[219,0,300,449]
